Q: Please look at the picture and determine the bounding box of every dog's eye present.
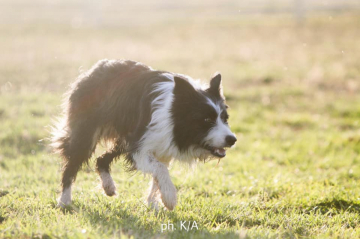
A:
[204,118,213,123]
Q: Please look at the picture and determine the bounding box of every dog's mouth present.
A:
[204,146,227,158]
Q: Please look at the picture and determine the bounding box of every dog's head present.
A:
[172,73,237,158]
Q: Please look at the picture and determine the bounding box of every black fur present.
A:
[171,75,227,151]
[52,60,233,203]
[53,60,170,191]
[96,139,125,173]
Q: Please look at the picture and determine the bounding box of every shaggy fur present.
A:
[52,59,236,210]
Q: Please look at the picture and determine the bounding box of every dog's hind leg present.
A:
[57,124,98,207]
[96,142,123,196]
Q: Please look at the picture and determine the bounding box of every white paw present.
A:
[100,171,117,196]
[58,187,72,207]
[57,199,71,208]
[147,197,160,211]
[159,183,177,210]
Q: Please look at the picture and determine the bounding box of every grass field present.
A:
[1,2,360,238]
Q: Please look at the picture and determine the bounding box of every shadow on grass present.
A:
[71,202,241,239]
[305,199,360,215]
[0,215,6,224]
[0,190,9,197]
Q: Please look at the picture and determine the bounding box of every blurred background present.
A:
[1,1,360,237]
[0,0,359,164]
[1,0,359,93]
[1,0,360,174]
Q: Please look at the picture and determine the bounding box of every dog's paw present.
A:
[57,192,71,208]
[147,192,160,211]
[57,200,71,208]
[103,181,116,196]
[147,198,160,211]
[159,183,177,211]
[100,171,117,196]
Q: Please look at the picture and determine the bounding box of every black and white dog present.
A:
[52,59,237,210]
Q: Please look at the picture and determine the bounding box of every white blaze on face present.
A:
[204,101,235,148]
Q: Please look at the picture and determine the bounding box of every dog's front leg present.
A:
[147,177,160,210]
[134,153,177,210]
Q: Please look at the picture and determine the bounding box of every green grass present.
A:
[1,4,360,238]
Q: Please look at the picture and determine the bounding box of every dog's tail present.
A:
[50,109,71,159]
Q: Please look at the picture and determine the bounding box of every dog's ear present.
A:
[173,76,197,96]
[207,73,223,98]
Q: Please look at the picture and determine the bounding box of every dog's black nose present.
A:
[225,135,237,146]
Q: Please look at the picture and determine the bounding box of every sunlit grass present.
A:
[1,10,360,239]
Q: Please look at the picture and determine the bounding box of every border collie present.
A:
[52,59,237,210]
